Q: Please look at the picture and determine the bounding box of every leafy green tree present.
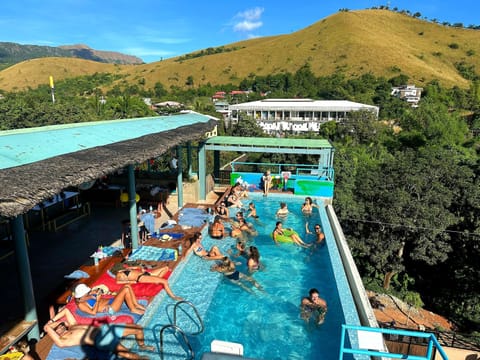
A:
[228,114,266,137]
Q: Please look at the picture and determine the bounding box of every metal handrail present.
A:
[173,300,205,336]
[159,324,194,360]
[339,324,449,360]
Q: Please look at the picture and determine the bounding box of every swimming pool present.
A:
[137,193,360,359]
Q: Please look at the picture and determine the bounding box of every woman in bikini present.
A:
[74,283,146,316]
[215,202,230,221]
[188,232,224,260]
[301,197,319,214]
[111,264,183,301]
[247,246,262,273]
[272,221,310,248]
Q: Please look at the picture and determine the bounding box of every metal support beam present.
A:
[213,150,220,182]
[127,165,139,249]
[187,141,193,179]
[12,216,40,340]
[176,145,184,208]
[198,142,206,200]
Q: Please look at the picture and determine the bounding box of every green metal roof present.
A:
[204,136,332,155]
[0,113,212,170]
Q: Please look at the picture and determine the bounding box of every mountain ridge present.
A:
[1,9,479,92]
[0,41,143,67]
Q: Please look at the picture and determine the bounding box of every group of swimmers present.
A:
[210,192,328,326]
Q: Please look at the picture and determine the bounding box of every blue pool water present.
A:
[138,193,359,359]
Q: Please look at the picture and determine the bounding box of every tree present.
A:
[229,114,266,138]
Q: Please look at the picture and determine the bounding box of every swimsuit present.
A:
[86,297,113,308]
[136,272,151,282]
[225,271,240,281]
[94,324,126,351]
[122,270,131,277]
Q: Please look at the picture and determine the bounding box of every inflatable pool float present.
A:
[272,228,299,243]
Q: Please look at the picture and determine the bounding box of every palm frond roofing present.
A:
[0,113,217,218]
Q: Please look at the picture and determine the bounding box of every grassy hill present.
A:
[1,9,479,92]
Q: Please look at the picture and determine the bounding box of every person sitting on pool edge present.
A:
[272,221,310,248]
[210,256,263,293]
[300,288,327,325]
[74,283,146,316]
[209,216,226,239]
[44,307,153,360]
[110,263,183,301]
[188,231,224,260]
[215,201,230,221]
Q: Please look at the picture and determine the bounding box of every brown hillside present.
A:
[0,57,133,91]
[1,9,479,92]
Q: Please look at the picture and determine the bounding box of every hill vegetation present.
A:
[0,42,143,71]
[1,9,480,92]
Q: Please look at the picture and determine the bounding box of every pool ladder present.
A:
[158,300,204,360]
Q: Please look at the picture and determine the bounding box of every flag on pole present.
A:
[49,75,55,103]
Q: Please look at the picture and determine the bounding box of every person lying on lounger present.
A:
[110,264,183,301]
[44,307,153,360]
[74,283,146,316]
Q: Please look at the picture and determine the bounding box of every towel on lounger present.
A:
[178,208,210,227]
[128,246,177,262]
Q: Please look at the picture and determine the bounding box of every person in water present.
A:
[300,288,327,325]
[306,222,325,246]
[211,256,263,293]
[272,221,310,248]
[188,232,224,260]
[301,196,319,214]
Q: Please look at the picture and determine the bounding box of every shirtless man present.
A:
[300,288,327,325]
[44,307,153,359]
[306,222,325,246]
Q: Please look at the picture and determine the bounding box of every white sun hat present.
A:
[161,234,172,241]
[74,283,91,298]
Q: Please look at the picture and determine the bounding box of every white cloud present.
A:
[234,21,263,32]
[236,7,264,21]
[233,7,264,33]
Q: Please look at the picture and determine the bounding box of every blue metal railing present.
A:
[339,324,448,360]
[230,161,335,181]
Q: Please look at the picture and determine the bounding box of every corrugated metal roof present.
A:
[0,113,211,170]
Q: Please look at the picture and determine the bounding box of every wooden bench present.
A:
[55,248,130,305]
[46,202,91,232]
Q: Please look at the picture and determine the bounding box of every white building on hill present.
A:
[228,98,379,134]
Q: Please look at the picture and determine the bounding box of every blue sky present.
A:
[0,0,477,63]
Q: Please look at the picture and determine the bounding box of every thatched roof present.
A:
[0,116,217,218]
